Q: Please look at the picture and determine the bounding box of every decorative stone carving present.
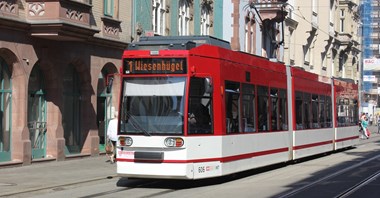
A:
[104,24,119,37]
[28,2,45,16]
[66,8,84,21]
[102,17,121,38]
[0,0,17,15]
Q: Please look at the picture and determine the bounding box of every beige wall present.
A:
[283,0,360,81]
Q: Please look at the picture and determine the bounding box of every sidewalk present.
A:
[0,155,116,197]
[1,127,379,197]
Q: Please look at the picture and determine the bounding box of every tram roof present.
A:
[128,36,231,51]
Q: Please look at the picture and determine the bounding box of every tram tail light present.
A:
[164,137,184,147]
[119,136,133,146]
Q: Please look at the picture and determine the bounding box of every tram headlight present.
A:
[164,137,184,147]
[119,136,133,146]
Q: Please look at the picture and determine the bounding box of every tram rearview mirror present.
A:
[106,77,114,94]
[205,77,213,93]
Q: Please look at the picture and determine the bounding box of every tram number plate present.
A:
[197,165,220,173]
[198,166,206,173]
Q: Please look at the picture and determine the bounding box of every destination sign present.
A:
[123,58,187,74]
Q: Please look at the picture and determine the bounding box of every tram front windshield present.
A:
[119,77,185,135]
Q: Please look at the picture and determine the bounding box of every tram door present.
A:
[28,65,47,159]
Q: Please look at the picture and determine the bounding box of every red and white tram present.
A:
[115,36,359,179]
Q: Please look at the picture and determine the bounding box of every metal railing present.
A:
[28,121,47,149]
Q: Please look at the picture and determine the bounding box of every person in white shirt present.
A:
[107,111,118,163]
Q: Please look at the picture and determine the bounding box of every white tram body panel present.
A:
[335,126,359,150]
[117,132,290,179]
[293,128,334,159]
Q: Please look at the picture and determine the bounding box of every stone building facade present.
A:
[0,0,131,165]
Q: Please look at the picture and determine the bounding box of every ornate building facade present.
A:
[0,0,131,165]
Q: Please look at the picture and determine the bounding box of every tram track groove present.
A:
[0,175,119,197]
[277,154,380,198]
[334,170,380,198]
[78,179,172,198]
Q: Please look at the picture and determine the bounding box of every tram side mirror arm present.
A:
[106,76,114,94]
[205,77,213,94]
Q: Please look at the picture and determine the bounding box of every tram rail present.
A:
[278,153,380,198]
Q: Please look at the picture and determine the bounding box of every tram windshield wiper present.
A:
[126,112,151,136]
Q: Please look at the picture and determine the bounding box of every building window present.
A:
[244,15,254,54]
[179,0,190,36]
[0,57,12,162]
[153,0,166,35]
[339,51,346,72]
[245,21,249,53]
[200,4,210,35]
[340,9,345,32]
[104,0,114,17]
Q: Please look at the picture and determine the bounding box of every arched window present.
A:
[97,65,116,152]
[339,51,347,72]
[179,0,190,35]
[153,0,166,35]
[0,57,12,162]
[28,63,47,159]
[200,2,211,35]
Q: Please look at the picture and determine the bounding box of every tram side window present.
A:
[311,94,319,128]
[258,86,269,132]
[295,92,303,129]
[270,88,279,131]
[242,84,256,132]
[188,77,212,134]
[351,99,359,125]
[225,81,240,133]
[326,96,332,127]
[336,97,357,127]
[319,95,326,128]
[337,98,346,127]
[279,89,288,130]
[303,93,311,129]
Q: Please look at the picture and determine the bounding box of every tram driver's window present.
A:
[188,77,212,134]
[225,81,240,133]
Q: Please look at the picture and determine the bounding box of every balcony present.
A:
[26,0,99,41]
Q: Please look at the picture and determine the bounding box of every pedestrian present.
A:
[107,111,118,163]
[369,114,373,125]
[360,113,370,139]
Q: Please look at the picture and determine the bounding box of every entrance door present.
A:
[28,64,47,159]
[0,57,11,162]
[63,65,81,155]
[97,71,113,152]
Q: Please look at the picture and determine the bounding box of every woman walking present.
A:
[360,113,370,139]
